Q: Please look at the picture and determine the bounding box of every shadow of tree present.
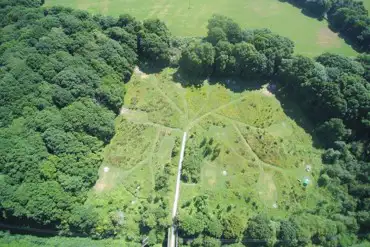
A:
[172,69,265,92]
[137,61,167,75]
[171,69,205,87]
[278,0,367,53]
[274,88,322,148]
[171,67,323,149]
[208,76,264,92]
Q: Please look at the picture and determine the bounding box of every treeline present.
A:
[0,231,136,247]
[180,15,294,79]
[281,0,370,52]
[0,0,172,239]
[176,195,370,247]
[177,15,370,246]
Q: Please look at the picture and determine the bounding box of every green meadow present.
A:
[364,0,370,12]
[86,68,332,237]
[45,0,357,57]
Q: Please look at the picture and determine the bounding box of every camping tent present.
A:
[303,178,310,187]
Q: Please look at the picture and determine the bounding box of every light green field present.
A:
[86,68,332,237]
[45,0,357,57]
[364,0,370,13]
[83,114,182,238]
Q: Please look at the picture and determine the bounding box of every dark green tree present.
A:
[179,41,215,77]
[223,213,245,239]
[277,220,299,247]
[316,118,351,148]
[207,14,243,44]
[245,215,273,247]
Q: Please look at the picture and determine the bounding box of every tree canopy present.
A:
[1,2,369,247]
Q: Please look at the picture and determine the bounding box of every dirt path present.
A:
[134,66,149,79]
[169,131,187,247]
[187,95,249,130]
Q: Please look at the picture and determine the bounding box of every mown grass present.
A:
[45,0,357,57]
[88,67,330,234]
[364,0,370,13]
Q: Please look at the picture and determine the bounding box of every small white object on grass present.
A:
[305,165,312,172]
[272,203,278,209]
[103,167,110,173]
[117,211,125,225]
[222,170,227,176]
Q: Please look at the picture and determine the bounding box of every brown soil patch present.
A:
[94,169,115,192]
[208,178,216,186]
[262,87,273,97]
[317,27,340,48]
[204,165,217,186]
[134,66,149,79]
[94,180,107,192]
[120,107,130,115]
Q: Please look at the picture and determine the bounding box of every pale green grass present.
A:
[45,0,357,57]
[85,67,329,236]
[364,0,370,13]
[85,104,182,237]
[111,68,326,222]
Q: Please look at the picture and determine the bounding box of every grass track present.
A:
[45,0,357,57]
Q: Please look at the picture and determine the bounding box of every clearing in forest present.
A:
[45,0,357,57]
[85,67,331,238]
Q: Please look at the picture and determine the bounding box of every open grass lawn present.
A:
[364,0,370,13]
[45,0,357,57]
[86,67,333,237]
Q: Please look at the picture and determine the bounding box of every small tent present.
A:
[303,178,310,187]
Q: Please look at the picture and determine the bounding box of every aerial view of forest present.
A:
[0,0,369,246]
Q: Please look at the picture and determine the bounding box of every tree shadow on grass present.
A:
[172,68,322,149]
[278,0,367,53]
[137,61,166,75]
[172,69,264,92]
[208,76,264,92]
[274,87,322,149]
[172,69,206,88]
[327,24,365,53]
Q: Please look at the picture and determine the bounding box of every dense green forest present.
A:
[0,231,137,247]
[0,0,369,246]
[0,0,171,239]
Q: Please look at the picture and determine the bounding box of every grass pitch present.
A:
[86,67,331,238]
[45,0,357,57]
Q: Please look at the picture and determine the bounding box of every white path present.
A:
[169,131,187,247]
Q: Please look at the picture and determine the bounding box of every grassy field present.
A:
[364,0,370,13]
[45,0,357,57]
[86,67,332,239]
[84,112,182,239]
